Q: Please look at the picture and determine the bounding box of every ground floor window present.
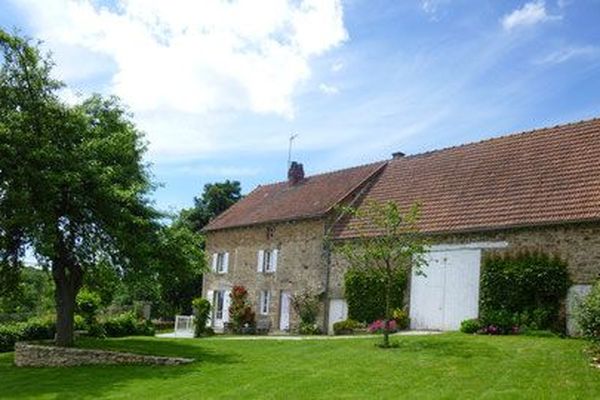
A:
[214,290,225,319]
[260,290,270,315]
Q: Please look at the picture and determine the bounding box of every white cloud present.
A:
[501,1,561,31]
[534,45,599,64]
[331,61,344,72]
[318,83,339,95]
[12,0,348,157]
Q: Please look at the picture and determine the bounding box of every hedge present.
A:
[577,280,600,344]
[0,312,153,352]
[344,268,406,323]
[480,250,570,332]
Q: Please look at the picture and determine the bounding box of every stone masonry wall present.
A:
[329,223,600,299]
[204,219,327,332]
[14,343,193,367]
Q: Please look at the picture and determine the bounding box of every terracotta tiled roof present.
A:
[334,118,600,238]
[203,162,386,231]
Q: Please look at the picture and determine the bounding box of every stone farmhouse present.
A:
[203,118,600,334]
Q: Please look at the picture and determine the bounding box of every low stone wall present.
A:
[14,342,193,367]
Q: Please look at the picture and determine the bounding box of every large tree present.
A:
[336,201,428,348]
[181,180,242,231]
[0,30,160,346]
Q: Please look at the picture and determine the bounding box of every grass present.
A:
[0,333,598,399]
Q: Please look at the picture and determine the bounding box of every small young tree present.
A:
[335,201,427,348]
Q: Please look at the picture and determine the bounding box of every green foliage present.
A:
[334,200,427,348]
[151,224,206,317]
[333,319,365,335]
[192,297,212,338]
[83,260,123,307]
[298,322,322,335]
[0,316,56,352]
[291,289,321,327]
[0,30,161,346]
[391,308,410,330]
[460,318,482,334]
[576,281,600,344]
[179,180,242,231]
[344,268,406,324]
[0,324,24,352]
[0,266,54,315]
[99,312,154,338]
[228,286,255,333]
[480,251,570,332]
[76,289,102,328]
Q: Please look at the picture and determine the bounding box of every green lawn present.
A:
[0,333,598,399]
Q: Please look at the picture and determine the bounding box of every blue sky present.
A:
[1,0,599,214]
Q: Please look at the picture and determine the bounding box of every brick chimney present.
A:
[288,161,305,185]
[392,151,405,159]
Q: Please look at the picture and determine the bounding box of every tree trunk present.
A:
[383,278,392,348]
[52,250,83,347]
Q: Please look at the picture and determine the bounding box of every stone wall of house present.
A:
[14,343,193,367]
[329,222,600,300]
[204,219,328,332]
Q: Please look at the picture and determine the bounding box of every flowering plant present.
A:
[368,319,397,334]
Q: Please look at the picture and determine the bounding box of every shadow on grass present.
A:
[0,337,239,400]
[388,335,502,359]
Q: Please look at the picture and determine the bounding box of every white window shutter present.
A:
[223,252,229,273]
[272,249,278,272]
[257,250,264,272]
[211,253,218,272]
[206,290,214,327]
[223,290,231,322]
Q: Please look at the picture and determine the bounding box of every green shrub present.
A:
[460,318,482,334]
[577,281,600,344]
[21,316,55,340]
[100,312,154,337]
[333,319,364,335]
[192,297,212,338]
[0,324,24,352]
[76,289,101,327]
[0,316,56,352]
[480,251,570,332]
[392,308,410,330]
[291,289,320,326]
[298,322,322,335]
[228,286,255,333]
[344,268,406,323]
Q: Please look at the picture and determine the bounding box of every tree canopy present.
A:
[180,180,242,231]
[0,30,162,346]
[335,201,428,348]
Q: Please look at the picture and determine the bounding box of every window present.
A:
[214,290,225,319]
[260,290,270,315]
[216,253,225,273]
[257,249,278,273]
[212,252,229,274]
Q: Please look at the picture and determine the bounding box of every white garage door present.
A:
[409,249,481,331]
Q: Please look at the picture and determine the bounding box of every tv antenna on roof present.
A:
[287,133,298,169]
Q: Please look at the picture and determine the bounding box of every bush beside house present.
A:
[461,250,570,335]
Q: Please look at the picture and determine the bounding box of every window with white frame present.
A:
[257,249,278,273]
[212,252,229,274]
[214,290,225,319]
[260,290,270,315]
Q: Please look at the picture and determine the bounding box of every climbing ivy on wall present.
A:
[480,250,571,331]
[344,268,407,324]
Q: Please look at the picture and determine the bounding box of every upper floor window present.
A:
[257,249,278,273]
[212,252,229,274]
